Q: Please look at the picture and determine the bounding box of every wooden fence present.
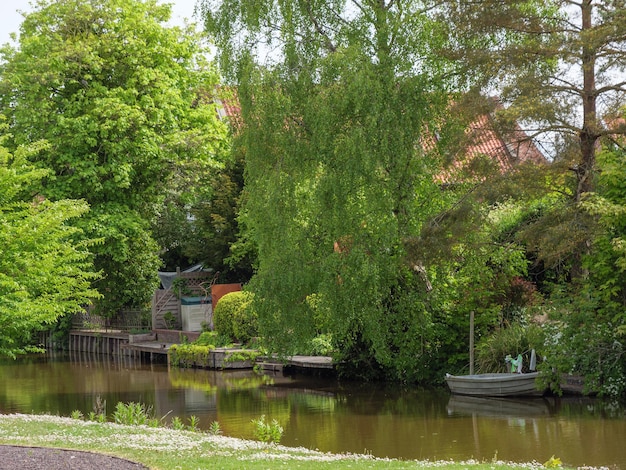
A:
[72,308,152,332]
[152,271,215,330]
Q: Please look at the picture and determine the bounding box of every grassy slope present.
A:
[0,414,553,470]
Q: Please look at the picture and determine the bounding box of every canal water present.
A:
[0,352,624,469]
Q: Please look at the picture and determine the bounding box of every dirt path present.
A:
[0,445,147,469]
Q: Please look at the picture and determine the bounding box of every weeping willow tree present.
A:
[202,0,459,381]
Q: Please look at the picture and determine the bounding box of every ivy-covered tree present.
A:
[0,0,228,313]
[0,129,99,357]
[203,0,462,381]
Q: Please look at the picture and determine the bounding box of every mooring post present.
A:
[469,311,475,375]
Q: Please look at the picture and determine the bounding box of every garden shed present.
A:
[152,265,214,331]
[152,266,242,332]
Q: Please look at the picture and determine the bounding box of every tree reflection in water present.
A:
[0,353,623,468]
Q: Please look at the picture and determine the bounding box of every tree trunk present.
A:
[576,0,598,202]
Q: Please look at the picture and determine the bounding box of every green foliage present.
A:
[539,285,626,399]
[170,416,185,431]
[208,420,222,436]
[201,0,625,390]
[87,411,107,423]
[204,0,459,382]
[213,291,257,344]
[223,350,259,363]
[528,145,626,399]
[251,415,283,444]
[169,344,215,368]
[212,296,236,341]
[169,330,244,368]
[187,415,200,432]
[112,402,157,427]
[85,204,162,314]
[543,455,562,469]
[304,334,334,357]
[232,301,258,345]
[180,146,255,282]
[581,146,626,309]
[0,129,100,357]
[0,0,228,314]
[437,0,626,266]
[172,278,193,299]
[411,194,540,380]
[195,330,232,348]
[163,312,177,330]
[475,323,545,373]
[169,342,258,368]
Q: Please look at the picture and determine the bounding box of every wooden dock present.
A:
[69,330,334,372]
[120,340,175,363]
[257,355,334,374]
[69,331,132,357]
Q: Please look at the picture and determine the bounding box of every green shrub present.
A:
[303,333,334,356]
[169,344,214,368]
[194,330,232,348]
[232,305,258,345]
[475,323,545,373]
[224,349,260,363]
[213,291,257,344]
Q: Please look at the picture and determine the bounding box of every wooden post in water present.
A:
[469,311,475,375]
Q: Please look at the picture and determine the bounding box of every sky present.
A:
[0,0,201,46]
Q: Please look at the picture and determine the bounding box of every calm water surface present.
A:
[0,352,624,468]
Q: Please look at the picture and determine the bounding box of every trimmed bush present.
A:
[213,291,257,344]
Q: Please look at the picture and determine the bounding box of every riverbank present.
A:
[0,413,566,470]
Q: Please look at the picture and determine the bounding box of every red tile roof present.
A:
[214,91,546,180]
[213,87,242,130]
[436,108,546,183]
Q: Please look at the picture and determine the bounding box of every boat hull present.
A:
[445,372,543,397]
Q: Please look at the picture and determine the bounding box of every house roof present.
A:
[435,107,546,183]
[214,91,547,180]
[213,87,242,130]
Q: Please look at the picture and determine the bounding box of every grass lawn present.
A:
[0,413,558,469]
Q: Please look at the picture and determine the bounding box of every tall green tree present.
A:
[551,131,626,398]
[187,148,255,282]
[437,0,626,277]
[0,129,99,357]
[203,0,460,380]
[0,0,228,313]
